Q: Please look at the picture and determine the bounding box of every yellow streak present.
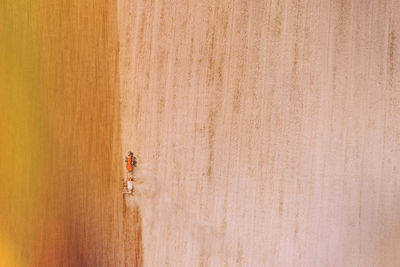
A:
[0,1,47,265]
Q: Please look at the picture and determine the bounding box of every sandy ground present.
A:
[118,0,400,266]
[1,0,399,266]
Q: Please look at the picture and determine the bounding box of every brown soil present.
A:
[2,0,400,266]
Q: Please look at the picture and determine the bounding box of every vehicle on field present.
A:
[122,151,137,195]
[125,151,136,172]
[122,177,135,195]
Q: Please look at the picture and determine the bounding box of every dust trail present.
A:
[121,163,158,266]
[131,165,159,199]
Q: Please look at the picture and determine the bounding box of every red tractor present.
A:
[122,151,136,195]
[125,151,136,172]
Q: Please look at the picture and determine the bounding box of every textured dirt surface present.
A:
[118,0,400,266]
[1,0,400,266]
[35,1,126,265]
[1,1,125,266]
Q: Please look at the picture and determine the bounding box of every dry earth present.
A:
[1,1,123,266]
[118,0,400,266]
[2,0,399,266]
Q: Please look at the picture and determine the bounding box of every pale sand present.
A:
[118,0,400,266]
